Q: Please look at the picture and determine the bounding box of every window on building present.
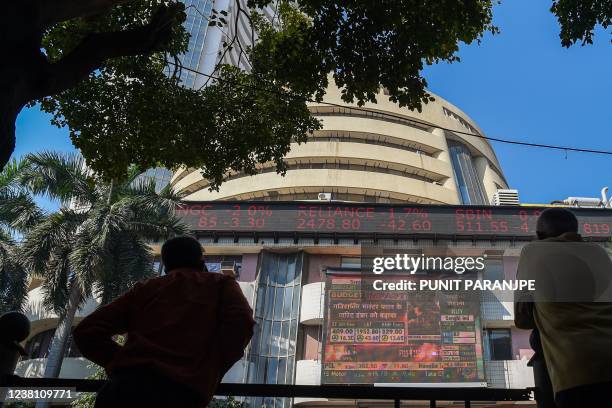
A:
[340,257,362,269]
[486,329,512,360]
[247,252,304,408]
[204,255,243,278]
[153,257,164,276]
[448,139,488,205]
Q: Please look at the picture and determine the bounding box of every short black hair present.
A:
[161,236,203,272]
[536,208,578,239]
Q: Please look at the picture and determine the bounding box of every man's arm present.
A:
[72,283,142,367]
[514,247,535,329]
[217,277,255,374]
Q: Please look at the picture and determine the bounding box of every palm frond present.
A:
[21,209,84,275]
[94,233,154,304]
[19,151,97,207]
[121,181,184,214]
[69,212,113,293]
[0,157,43,234]
[0,158,30,193]
[19,154,187,313]
[0,240,28,313]
[40,249,72,315]
[0,191,44,233]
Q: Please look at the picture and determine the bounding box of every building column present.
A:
[432,128,461,202]
[474,156,498,205]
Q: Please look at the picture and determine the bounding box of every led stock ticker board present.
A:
[322,275,486,386]
[177,201,612,237]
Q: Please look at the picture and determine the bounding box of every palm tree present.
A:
[18,151,187,383]
[0,158,42,313]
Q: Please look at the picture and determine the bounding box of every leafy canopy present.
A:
[0,159,43,313]
[19,151,187,311]
[35,0,498,188]
[551,0,612,46]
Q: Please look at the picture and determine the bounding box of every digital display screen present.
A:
[177,201,612,237]
[321,275,485,385]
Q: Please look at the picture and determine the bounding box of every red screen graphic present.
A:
[321,275,485,385]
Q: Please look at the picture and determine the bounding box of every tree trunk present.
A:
[0,101,19,172]
[35,282,82,408]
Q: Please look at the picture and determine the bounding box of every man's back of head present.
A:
[536,207,578,240]
[161,235,204,273]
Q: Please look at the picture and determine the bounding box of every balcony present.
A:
[294,360,327,404]
[485,360,535,389]
[299,282,324,325]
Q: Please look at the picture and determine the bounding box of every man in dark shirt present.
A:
[73,236,255,408]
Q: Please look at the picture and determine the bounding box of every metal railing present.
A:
[1,376,533,408]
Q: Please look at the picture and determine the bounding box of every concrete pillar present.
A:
[474,156,498,205]
[431,128,460,202]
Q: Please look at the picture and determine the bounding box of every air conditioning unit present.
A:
[318,193,332,201]
[491,189,520,206]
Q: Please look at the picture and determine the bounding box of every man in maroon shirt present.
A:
[73,236,255,407]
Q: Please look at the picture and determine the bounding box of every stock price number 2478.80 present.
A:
[296,217,362,231]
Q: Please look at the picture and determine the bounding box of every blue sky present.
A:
[12,0,611,207]
[422,0,611,203]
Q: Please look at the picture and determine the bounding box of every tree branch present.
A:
[31,3,185,100]
[0,109,18,176]
[39,0,135,28]
[203,0,252,88]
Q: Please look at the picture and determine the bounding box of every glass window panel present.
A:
[448,140,487,205]
[279,321,289,356]
[257,355,266,383]
[265,285,275,317]
[488,329,512,360]
[261,320,271,356]
[250,319,261,355]
[483,259,504,281]
[282,286,293,320]
[274,287,284,319]
[271,322,281,356]
[286,357,295,383]
[295,253,303,281]
[341,257,361,269]
[277,358,287,384]
[255,285,265,318]
[286,255,296,284]
[260,253,272,285]
[269,255,279,286]
[291,285,301,319]
[249,355,262,383]
[266,357,278,384]
[288,319,298,355]
[276,255,287,285]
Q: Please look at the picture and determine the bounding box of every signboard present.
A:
[177,201,612,237]
[321,275,486,386]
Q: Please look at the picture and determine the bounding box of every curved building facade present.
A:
[171,85,507,205]
[15,89,534,408]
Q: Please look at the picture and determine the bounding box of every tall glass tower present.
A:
[180,0,215,88]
